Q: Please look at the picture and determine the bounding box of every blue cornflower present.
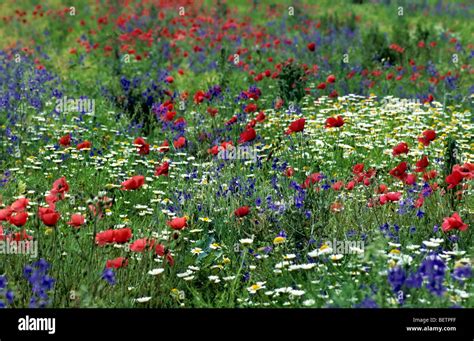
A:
[321,183,331,191]
[294,193,304,209]
[23,265,33,279]
[21,259,55,308]
[388,266,406,292]
[0,275,7,290]
[242,272,250,282]
[405,272,423,289]
[452,265,472,284]
[379,223,389,232]
[101,269,116,285]
[418,254,446,297]
[34,258,50,272]
[5,290,14,304]
[29,297,38,309]
[289,181,301,191]
[416,210,425,218]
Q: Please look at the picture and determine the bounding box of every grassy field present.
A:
[0,0,472,308]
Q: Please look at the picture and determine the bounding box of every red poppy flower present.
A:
[159,140,170,153]
[442,212,468,233]
[167,217,187,230]
[415,156,429,172]
[96,227,132,246]
[193,90,209,104]
[246,119,257,129]
[67,214,85,228]
[166,253,175,267]
[130,238,150,252]
[284,167,295,177]
[352,163,364,174]
[208,145,219,155]
[106,257,128,269]
[404,173,417,185]
[10,229,33,242]
[238,128,256,144]
[207,107,218,117]
[45,193,58,209]
[453,163,474,180]
[76,140,92,150]
[0,208,13,221]
[415,196,424,208]
[38,207,60,226]
[302,173,323,189]
[225,116,238,126]
[134,137,150,155]
[345,181,355,190]
[255,111,266,122]
[244,103,258,114]
[51,177,69,199]
[162,111,176,122]
[59,134,71,147]
[155,161,169,176]
[285,118,305,135]
[209,141,233,155]
[326,74,336,83]
[423,170,437,181]
[165,76,174,83]
[317,82,326,90]
[392,142,409,156]
[121,175,145,190]
[332,181,344,190]
[325,116,344,128]
[11,198,29,212]
[95,229,114,246]
[418,130,436,146]
[446,170,463,189]
[155,243,165,256]
[389,161,408,181]
[234,206,250,217]
[173,136,186,149]
[8,211,28,227]
[307,42,316,52]
[379,192,402,205]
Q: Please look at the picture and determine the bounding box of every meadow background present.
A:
[0,0,472,308]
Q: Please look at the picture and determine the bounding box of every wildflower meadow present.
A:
[0,0,473,312]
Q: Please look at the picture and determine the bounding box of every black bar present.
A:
[0,308,472,340]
